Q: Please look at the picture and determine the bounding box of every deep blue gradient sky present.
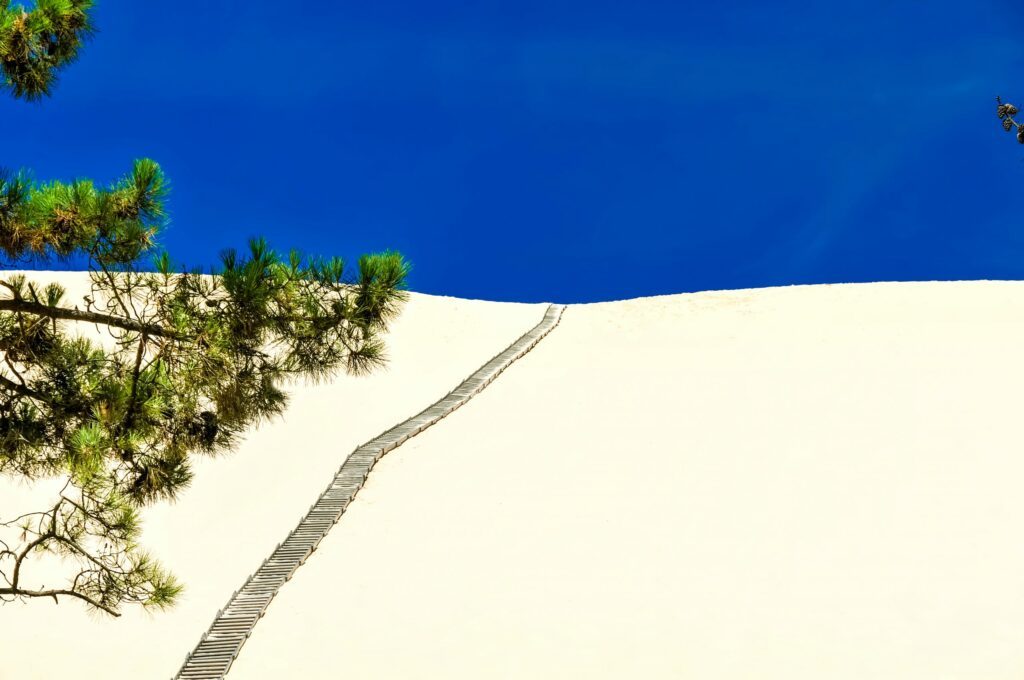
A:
[4,1,1024,302]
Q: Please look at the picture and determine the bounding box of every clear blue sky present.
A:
[4,1,1023,302]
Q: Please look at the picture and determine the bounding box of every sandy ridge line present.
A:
[173,303,566,680]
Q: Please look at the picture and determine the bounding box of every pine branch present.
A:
[0,296,385,340]
[119,333,148,434]
[0,492,181,616]
[0,586,120,617]
[0,372,44,400]
[0,298,182,339]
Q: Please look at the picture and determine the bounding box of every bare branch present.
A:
[0,298,182,339]
[0,374,46,401]
[0,586,120,617]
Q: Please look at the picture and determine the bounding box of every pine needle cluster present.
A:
[0,0,94,100]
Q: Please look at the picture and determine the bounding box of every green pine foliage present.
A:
[0,158,164,264]
[0,0,94,100]
[0,161,410,616]
[0,4,411,617]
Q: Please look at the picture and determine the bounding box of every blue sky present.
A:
[4,1,1024,302]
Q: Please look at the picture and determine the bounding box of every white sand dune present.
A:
[5,277,1024,678]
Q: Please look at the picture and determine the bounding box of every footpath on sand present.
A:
[174,304,566,680]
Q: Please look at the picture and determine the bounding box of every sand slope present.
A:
[221,281,1024,680]
[0,271,546,679]
[6,279,1024,678]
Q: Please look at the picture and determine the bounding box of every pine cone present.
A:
[1004,118,1014,131]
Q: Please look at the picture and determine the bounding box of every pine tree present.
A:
[0,4,410,616]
